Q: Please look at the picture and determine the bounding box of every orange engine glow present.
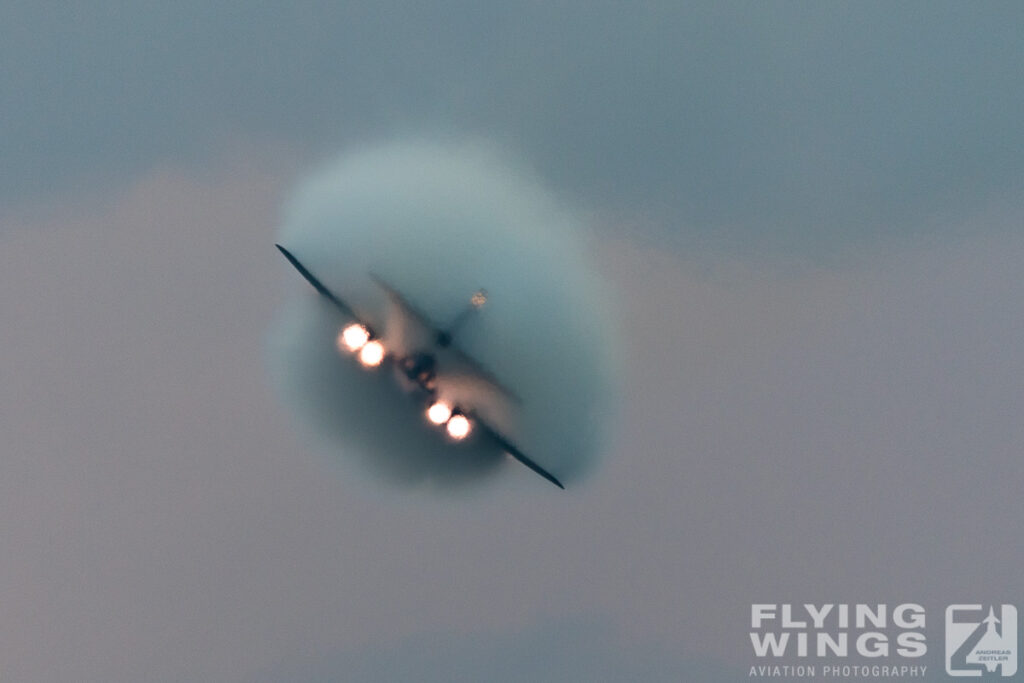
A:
[446,414,472,440]
[338,324,370,352]
[426,401,452,425]
[358,340,385,367]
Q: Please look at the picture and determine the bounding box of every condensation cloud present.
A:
[267,141,618,489]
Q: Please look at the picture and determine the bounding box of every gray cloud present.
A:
[267,142,617,487]
[253,616,741,683]
[4,3,1022,250]
[2,160,1022,682]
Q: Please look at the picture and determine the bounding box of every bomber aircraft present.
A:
[276,244,564,489]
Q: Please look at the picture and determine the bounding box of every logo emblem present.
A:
[946,604,1017,677]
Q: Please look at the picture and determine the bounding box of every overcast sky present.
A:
[2,3,1023,682]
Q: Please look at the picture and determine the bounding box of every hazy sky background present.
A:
[2,3,1022,682]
